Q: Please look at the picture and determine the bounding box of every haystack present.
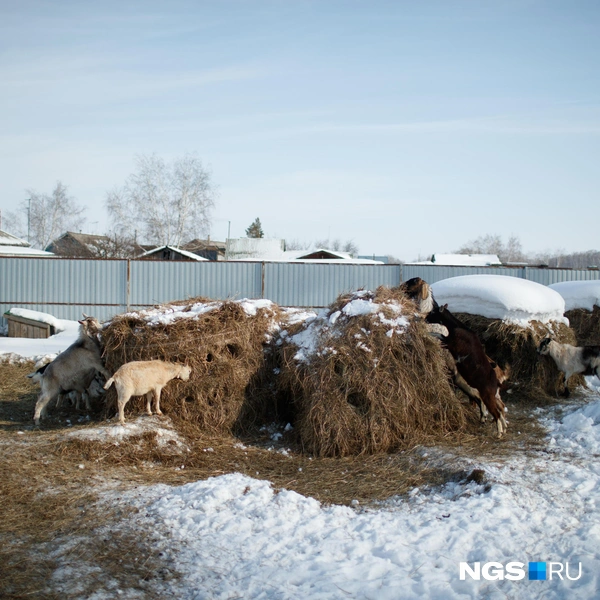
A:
[100,298,281,433]
[565,305,600,346]
[277,287,472,457]
[453,313,582,400]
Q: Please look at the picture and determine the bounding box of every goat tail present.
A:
[103,377,115,390]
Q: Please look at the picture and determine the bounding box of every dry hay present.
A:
[453,313,582,401]
[565,305,600,346]
[277,287,475,457]
[100,297,281,435]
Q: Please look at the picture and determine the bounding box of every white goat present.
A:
[103,360,192,424]
[33,316,111,424]
[537,337,600,397]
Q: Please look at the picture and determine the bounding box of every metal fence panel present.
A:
[264,263,402,307]
[2,258,600,331]
[402,265,525,284]
[0,257,127,323]
[523,267,600,286]
[129,260,263,306]
[402,265,600,286]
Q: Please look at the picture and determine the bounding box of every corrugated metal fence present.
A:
[1,257,598,324]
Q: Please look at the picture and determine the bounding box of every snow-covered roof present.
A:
[4,308,65,332]
[0,229,30,247]
[549,280,600,311]
[138,245,209,261]
[431,274,566,324]
[228,244,383,264]
[0,245,55,257]
[408,253,502,266]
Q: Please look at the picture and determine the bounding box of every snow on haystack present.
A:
[549,280,600,312]
[432,274,567,325]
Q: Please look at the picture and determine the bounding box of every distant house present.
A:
[225,238,383,264]
[181,238,226,261]
[0,229,54,257]
[288,249,383,264]
[46,232,110,257]
[407,253,502,267]
[47,231,149,258]
[137,245,209,261]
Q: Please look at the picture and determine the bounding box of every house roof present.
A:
[225,238,383,264]
[138,245,209,261]
[0,245,55,257]
[0,229,30,247]
[56,231,110,245]
[408,253,502,267]
[182,239,227,252]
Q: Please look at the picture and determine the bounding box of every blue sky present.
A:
[1,0,599,261]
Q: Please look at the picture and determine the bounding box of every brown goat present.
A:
[428,304,508,437]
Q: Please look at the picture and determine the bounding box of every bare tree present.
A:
[87,233,140,259]
[533,249,600,268]
[314,238,359,257]
[3,182,86,249]
[106,153,216,247]
[456,234,526,263]
[284,238,312,251]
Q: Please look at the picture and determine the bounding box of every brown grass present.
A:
[2,292,580,595]
[0,355,558,598]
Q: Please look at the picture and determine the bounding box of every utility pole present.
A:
[225,220,231,260]
[27,198,31,244]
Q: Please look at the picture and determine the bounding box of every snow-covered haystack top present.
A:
[432,275,566,325]
[277,287,470,457]
[283,290,410,365]
[119,298,277,329]
[101,297,282,434]
[551,281,600,346]
[549,280,600,312]
[432,276,580,399]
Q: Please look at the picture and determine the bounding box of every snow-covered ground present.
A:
[3,279,600,598]
[106,401,600,599]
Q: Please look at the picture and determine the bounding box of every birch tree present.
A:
[4,181,86,249]
[106,153,216,247]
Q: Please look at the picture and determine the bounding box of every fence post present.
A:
[126,259,131,312]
